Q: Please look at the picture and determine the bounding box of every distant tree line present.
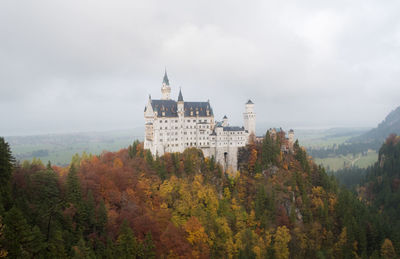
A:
[308,140,382,159]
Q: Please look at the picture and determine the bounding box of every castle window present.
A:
[165,120,167,123]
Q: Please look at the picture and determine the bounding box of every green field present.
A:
[6,129,143,166]
[295,127,377,171]
[314,150,378,171]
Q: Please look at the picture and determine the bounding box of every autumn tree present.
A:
[273,226,291,259]
[381,239,396,259]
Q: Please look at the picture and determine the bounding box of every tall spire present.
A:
[178,88,183,102]
[161,68,171,100]
[163,68,170,86]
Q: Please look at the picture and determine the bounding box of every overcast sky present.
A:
[1,0,400,136]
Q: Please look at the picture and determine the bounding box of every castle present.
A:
[144,71,256,170]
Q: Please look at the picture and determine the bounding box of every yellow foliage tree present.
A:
[381,238,397,259]
[333,227,347,258]
[273,226,291,259]
[183,217,210,258]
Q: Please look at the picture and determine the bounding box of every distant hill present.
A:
[350,106,400,145]
[307,107,400,170]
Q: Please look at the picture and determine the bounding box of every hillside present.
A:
[351,106,400,146]
[306,107,400,171]
[358,134,400,237]
[0,135,397,258]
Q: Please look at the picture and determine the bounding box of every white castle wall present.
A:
[144,74,255,170]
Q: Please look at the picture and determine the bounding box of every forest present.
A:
[0,132,399,258]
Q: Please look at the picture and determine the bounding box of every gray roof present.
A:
[150,99,178,117]
[246,99,254,104]
[145,99,213,117]
[223,126,245,131]
[184,102,213,117]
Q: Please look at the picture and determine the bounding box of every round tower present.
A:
[161,70,171,100]
[288,129,295,150]
[244,99,256,136]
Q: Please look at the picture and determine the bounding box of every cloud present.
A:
[1,0,400,135]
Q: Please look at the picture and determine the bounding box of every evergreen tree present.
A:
[96,200,108,236]
[47,230,68,258]
[115,221,143,259]
[128,140,140,158]
[82,190,96,235]
[0,137,14,210]
[2,206,39,258]
[261,131,275,166]
[67,164,82,206]
[143,232,156,259]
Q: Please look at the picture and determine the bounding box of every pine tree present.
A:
[96,200,108,236]
[128,140,140,158]
[115,221,143,259]
[143,232,156,259]
[82,190,96,235]
[2,206,38,258]
[66,164,82,206]
[47,230,67,258]
[0,137,14,210]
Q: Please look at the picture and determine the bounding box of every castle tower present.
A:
[177,88,184,112]
[161,70,171,100]
[288,129,295,151]
[244,99,256,136]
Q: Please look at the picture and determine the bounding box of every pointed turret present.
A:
[144,94,154,116]
[161,69,171,100]
[163,69,170,85]
[178,88,183,102]
[177,88,184,116]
